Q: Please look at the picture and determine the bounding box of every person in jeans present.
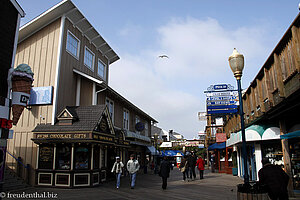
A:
[111,156,124,189]
[180,155,190,181]
[126,154,140,189]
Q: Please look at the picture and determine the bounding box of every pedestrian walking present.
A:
[180,155,190,181]
[111,156,124,189]
[159,156,171,190]
[210,153,215,173]
[189,153,197,180]
[196,155,205,179]
[126,154,140,189]
[258,157,289,200]
[144,157,149,174]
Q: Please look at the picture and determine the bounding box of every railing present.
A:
[6,151,28,169]
[6,151,30,184]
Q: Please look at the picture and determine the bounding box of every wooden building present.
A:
[7,0,157,187]
[224,13,300,193]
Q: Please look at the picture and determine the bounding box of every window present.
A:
[98,59,106,80]
[74,145,90,170]
[56,144,71,170]
[123,109,129,130]
[144,122,149,136]
[66,31,80,58]
[105,98,114,123]
[84,46,95,71]
[135,116,140,134]
[39,144,54,169]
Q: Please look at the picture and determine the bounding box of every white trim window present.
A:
[66,30,80,59]
[97,59,106,80]
[123,109,129,130]
[105,98,114,123]
[144,122,148,136]
[135,116,140,134]
[84,46,95,71]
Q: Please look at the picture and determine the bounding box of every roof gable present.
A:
[93,107,115,135]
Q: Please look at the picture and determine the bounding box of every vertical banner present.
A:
[0,139,7,183]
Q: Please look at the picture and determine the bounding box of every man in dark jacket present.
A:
[159,156,171,190]
[258,157,289,200]
[189,153,197,180]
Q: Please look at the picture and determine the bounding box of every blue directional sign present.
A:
[207,105,238,110]
[205,83,238,115]
[207,96,237,101]
[207,109,238,114]
[207,101,237,105]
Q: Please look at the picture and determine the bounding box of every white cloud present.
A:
[110,16,272,139]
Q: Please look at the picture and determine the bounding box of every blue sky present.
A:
[18,0,299,139]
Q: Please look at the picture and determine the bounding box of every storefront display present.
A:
[38,145,54,169]
[261,141,284,167]
[56,144,71,170]
[74,146,89,170]
[289,140,300,190]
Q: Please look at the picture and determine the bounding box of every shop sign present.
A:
[93,134,114,143]
[216,133,227,143]
[36,133,89,139]
[0,118,13,129]
[135,122,145,132]
[28,86,53,105]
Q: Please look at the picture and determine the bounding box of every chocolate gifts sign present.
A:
[36,133,89,139]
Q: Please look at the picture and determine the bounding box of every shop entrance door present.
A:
[106,145,116,179]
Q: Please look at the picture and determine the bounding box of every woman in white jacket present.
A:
[111,156,124,189]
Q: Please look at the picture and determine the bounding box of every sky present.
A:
[17,0,300,139]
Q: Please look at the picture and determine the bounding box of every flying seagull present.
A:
[158,55,169,59]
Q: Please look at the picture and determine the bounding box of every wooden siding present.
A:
[224,23,300,133]
[7,18,62,181]
[79,77,93,106]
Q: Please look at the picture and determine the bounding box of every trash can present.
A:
[237,182,269,200]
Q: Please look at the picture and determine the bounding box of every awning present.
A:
[124,130,151,143]
[161,150,184,157]
[226,125,281,147]
[280,130,300,139]
[262,127,281,140]
[208,142,226,150]
[146,146,159,155]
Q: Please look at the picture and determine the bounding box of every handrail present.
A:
[6,151,29,169]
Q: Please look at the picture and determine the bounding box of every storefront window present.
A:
[56,144,71,170]
[74,145,90,170]
[289,140,300,190]
[93,146,100,169]
[261,141,283,167]
[39,144,54,169]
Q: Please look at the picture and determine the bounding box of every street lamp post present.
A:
[228,48,249,184]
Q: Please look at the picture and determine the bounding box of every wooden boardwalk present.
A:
[7,169,245,200]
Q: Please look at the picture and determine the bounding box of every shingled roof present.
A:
[33,105,106,132]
